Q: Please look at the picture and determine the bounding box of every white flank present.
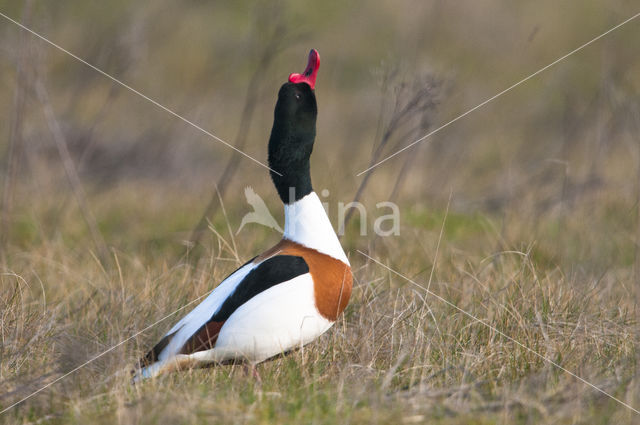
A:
[192,273,332,363]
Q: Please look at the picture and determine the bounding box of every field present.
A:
[1,1,640,424]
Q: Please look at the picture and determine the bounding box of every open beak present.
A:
[288,49,320,90]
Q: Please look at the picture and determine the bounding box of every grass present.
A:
[1,1,640,423]
[1,184,638,424]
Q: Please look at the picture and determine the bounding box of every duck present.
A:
[134,49,352,381]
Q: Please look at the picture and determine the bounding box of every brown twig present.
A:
[342,72,442,232]
[187,17,292,258]
[1,0,33,261]
[34,77,110,266]
[387,111,435,205]
[629,102,640,304]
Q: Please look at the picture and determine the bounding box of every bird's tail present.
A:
[132,354,197,383]
[131,361,163,383]
[132,331,176,382]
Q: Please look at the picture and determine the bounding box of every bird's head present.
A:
[268,49,320,203]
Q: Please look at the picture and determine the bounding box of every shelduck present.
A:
[134,49,352,380]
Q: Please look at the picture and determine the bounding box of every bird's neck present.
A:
[269,159,313,203]
[283,191,349,264]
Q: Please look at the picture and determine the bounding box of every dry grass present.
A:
[1,1,640,423]
[1,186,638,424]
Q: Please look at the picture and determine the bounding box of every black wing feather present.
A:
[178,254,309,354]
[211,254,309,321]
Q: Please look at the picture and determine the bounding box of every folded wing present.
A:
[138,255,310,374]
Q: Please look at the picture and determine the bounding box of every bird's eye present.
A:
[295,93,301,100]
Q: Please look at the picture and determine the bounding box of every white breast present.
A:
[283,191,349,264]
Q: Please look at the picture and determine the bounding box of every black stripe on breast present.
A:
[178,255,309,354]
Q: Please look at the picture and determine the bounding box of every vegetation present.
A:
[1,1,639,423]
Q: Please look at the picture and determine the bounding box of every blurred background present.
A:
[1,0,639,273]
[2,2,640,422]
